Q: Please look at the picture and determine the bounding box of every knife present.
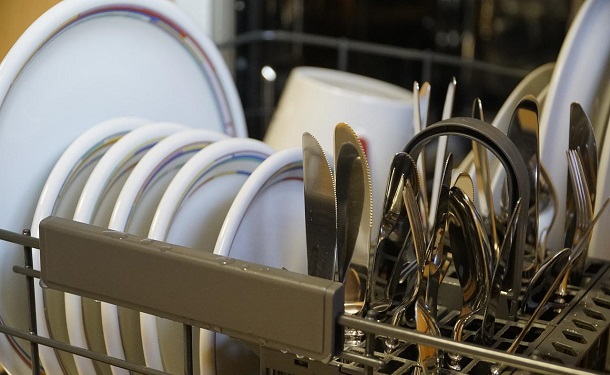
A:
[302,132,336,280]
[334,123,372,314]
[506,95,539,277]
[334,123,372,284]
[429,78,456,229]
[471,98,499,255]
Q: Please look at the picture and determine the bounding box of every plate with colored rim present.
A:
[539,0,610,250]
[0,0,245,371]
[69,122,188,375]
[105,128,227,375]
[211,147,307,374]
[30,117,150,375]
[214,146,307,266]
[145,137,273,375]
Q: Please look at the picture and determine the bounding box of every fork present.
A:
[558,150,593,297]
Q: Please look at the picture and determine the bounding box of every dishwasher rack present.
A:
[1,31,608,375]
[1,217,610,375]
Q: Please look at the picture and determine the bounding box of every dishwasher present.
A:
[1,16,610,375]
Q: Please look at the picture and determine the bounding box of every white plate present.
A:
[492,63,554,134]
[0,0,246,371]
[29,117,149,375]
[69,122,188,375]
[0,0,246,137]
[214,147,306,262]
[211,147,307,375]
[105,128,227,375]
[589,116,610,261]
[144,138,274,374]
[461,63,553,209]
[539,0,610,250]
[459,63,553,209]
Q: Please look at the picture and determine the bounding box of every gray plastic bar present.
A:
[39,217,344,363]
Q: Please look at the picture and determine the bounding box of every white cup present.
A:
[264,66,414,256]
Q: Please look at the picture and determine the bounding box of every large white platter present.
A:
[0,0,246,372]
[538,0,610,250]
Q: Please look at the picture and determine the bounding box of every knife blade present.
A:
[302,132,337,280]
[471,98,499,256]
[334,123,372,312]
[429,78,456,229]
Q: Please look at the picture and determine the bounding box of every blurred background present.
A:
[1,0,582,139]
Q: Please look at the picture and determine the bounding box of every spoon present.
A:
[384,180,426,353]
[367,152,418,313]
[447,186,493,371]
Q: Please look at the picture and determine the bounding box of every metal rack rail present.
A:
[0,217,608,375]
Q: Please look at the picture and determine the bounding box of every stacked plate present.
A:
[0,0,308,374]
[25,120,308,375]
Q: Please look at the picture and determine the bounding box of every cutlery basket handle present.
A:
[403,117,531,318]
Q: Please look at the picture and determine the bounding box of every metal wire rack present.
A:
[0,32,608,375]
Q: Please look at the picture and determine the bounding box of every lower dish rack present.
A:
[0,217,609,375]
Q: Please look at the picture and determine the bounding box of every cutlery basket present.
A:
[259,259,610,375]
[1,217,610,375]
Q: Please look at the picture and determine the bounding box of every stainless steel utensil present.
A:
[489,197,610,375]
[416,153,453,374]
[383,180,426,353]
[334,123,372,285]
[368,152,418,313]
[521,247,571,315]
[471,98,499,255]
[302,132,336,280]
[505,196,610,356]
[447,185,493,371]
[569,103,598,205]
[404,117,531,318]
[454,172,475,201]
[563,102,598,286]
[429,78,456,229]
[559,150,593,298]
[413,81,431,220]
